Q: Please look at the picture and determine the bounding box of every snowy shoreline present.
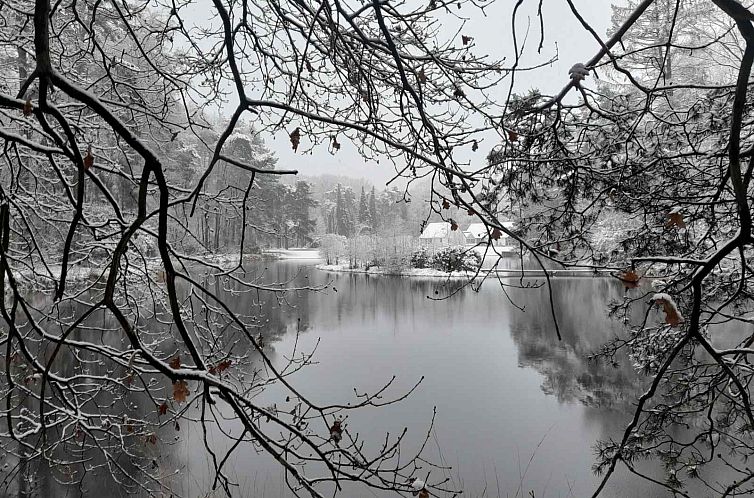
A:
[316,263,615,279]
[12,252,279,291]
[316,263,482,278]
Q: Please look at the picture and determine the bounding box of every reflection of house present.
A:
[464,222,516,246]
[419,222,465,248]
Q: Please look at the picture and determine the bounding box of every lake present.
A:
[7,260,730,497]
[168,260,677,498]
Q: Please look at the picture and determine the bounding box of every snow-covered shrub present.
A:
[410,248,431,268]
[589,208,643,262]
[430,246,481,272]
[369,236,417,270]
[319,234,348,265]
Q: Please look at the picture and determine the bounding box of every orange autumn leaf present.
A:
[209,359,232,375]
[168,355,180,370]
[158,402,168,416]
[653,293,683,327]
[172,380,190,403]
[442,199,450,210]
[491,228,502,240]
[508,129,518,142]
[450,220,458,231]
[617,270,641,289]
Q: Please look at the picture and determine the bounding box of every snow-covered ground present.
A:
[317,263,614,279]
[264,248,323,260]
[11,251,277,291]
[316,264,480,278]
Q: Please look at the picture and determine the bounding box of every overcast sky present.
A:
[273,0,614,185]
[193,1,615,185]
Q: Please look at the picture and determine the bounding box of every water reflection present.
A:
[506,278,642,408]
[4,261,720,497]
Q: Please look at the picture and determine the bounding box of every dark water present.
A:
[7,260,730,497]
[165,261,671,498]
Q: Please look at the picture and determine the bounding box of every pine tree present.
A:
[335,184,354,237]
[326,209,335,234]
[369,186,378,231]
[342,186,357,234]
[289,181,318,246]
[222,131,281,249]
[358,186,370,229]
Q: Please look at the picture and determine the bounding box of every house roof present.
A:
[464,222,516,239]
[420,222,450,239]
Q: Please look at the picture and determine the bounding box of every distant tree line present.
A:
[318,182,443,238]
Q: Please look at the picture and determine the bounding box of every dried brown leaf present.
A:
[617,270,641,289]
[654,294,684,327]
[83,147,94,170]
[666,211,686,229]
[330,420,343,444]
[172,380,190,403]
[290,127,301,152]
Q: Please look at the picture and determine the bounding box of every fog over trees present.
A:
[4,0,754,496]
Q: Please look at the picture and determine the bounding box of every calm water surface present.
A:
[168,260,678,498]
[20,260,731,497]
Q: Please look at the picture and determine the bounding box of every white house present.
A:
[419,222,465,248]
[464,222,516,246]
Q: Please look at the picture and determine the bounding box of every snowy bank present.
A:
[317,264,615,279]
[316,264,479,279]
[12,252,278,292]
[264,248,322,260]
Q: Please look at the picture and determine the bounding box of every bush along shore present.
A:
[317,245,484,278]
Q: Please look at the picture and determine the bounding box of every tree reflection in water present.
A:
[2,261,735,497]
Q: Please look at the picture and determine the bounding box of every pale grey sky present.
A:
[188,0,615,185]
[269,0,614,185]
